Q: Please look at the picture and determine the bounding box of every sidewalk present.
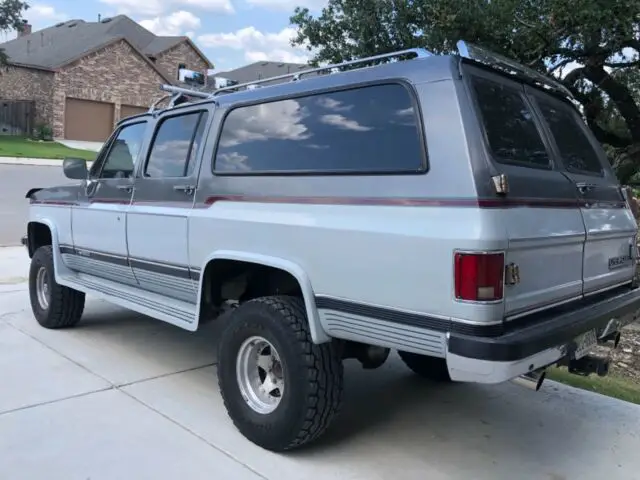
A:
[2,246,640,479]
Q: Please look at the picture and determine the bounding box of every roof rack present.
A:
[456,40,574,99]
[148,85,212,113]
[211,47,433,96]
[150,41,574,113]
[151,46,433,111]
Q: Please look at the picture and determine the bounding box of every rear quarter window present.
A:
[470,76,551,169]
[213,83,426,174]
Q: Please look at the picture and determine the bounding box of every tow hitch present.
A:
[564,354,611,377]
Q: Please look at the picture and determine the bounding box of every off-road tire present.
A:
[398,350,452,382]
[217,295,344,452]
[29,245,85,329]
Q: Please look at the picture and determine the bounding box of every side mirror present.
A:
[63,157,88,180]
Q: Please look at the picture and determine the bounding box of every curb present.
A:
[0,157,94,167]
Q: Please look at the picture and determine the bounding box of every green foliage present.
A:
[290,0,640,181]
[32,123,53,141]
[0,0,30,64]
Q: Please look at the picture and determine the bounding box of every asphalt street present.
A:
[0,164,73,247]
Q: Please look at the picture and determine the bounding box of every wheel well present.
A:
[27,222,52,258]
[198,259,303,323]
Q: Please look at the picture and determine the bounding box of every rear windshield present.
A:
[535,99,604,175]
[470,76,550,169]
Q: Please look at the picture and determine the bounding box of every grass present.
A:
[546,367,640,405]
[0,136,97,161]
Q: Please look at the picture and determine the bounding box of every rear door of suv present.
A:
[526,87,637,295]
[464,67,588,319]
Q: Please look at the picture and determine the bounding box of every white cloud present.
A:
[139,11,201,36]
[316,97,353,112]
[24,3,69,30]
[197,26,310,65]
[220,99,310,148]
[100,0,233,17]
[320,114,372,131]
[245,0,326,12]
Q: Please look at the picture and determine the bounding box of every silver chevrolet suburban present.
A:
[21,41,640,452]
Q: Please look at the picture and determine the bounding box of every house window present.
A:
[178,63,186,80]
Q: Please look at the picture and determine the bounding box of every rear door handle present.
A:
[174,184,195,195]
[576,182,596,195]
[116,184,133,193]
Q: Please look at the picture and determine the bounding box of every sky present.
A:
[3,0,326,72]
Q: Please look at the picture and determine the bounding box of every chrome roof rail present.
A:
[150,47,434,109]
[210,47,433,97]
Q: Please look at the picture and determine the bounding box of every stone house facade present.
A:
[0,15,212,141]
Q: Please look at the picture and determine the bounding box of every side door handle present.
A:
[116,184,134,193]
[174,184,196,196]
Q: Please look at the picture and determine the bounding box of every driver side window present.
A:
[96,121,148,179]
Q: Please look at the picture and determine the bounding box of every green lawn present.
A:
[0,136,97,161]
[546,367,640,405]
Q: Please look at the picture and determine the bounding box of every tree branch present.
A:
[583,66,640,142]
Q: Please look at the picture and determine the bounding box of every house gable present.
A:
[51,38,169,137]
[154,39,212,82]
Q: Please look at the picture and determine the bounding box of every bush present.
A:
[32,124,53,141]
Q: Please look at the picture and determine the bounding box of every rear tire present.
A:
[217,295,344,451]
[29,245,85,329]
[398,351,452,382]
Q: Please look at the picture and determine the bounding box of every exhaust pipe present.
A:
[511,368,546,391]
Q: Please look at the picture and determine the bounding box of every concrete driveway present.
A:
[2,246,640,480]
[55,139,104,152]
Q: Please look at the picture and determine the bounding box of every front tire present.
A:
[29,245,85,329]
[217,295,344,452]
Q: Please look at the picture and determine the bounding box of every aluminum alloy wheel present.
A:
[35,266,51,310]
[236,336,285,414]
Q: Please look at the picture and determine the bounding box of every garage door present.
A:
[120,104,148,120]
[64,98,115,142]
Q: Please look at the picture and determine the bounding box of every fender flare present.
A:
[195,250,330,343]
[26,219,67,283]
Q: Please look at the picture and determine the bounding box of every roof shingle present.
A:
[0,15,188,70]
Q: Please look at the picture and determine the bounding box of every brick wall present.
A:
[0,65,54,128]
[52,39,167,138]
[155,40,210,82]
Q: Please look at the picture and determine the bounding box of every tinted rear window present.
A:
[471,77,550,169]
[214,83,425,174]
[536,99,603,175]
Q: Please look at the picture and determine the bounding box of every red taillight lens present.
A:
[454,252,504,301]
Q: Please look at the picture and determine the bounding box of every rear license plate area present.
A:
[572,329,597,359]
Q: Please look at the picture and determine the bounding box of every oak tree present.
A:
[291,0,640,181]
[0,0,29,64]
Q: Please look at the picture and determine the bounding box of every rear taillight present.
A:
[454,252,504,302]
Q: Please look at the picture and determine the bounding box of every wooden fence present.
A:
[0,100,35,136]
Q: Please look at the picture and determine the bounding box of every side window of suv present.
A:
[144,111,208,178]
[98,121,148,179]
[213,83,426,174]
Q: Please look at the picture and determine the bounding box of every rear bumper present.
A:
[446,286,640,383]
